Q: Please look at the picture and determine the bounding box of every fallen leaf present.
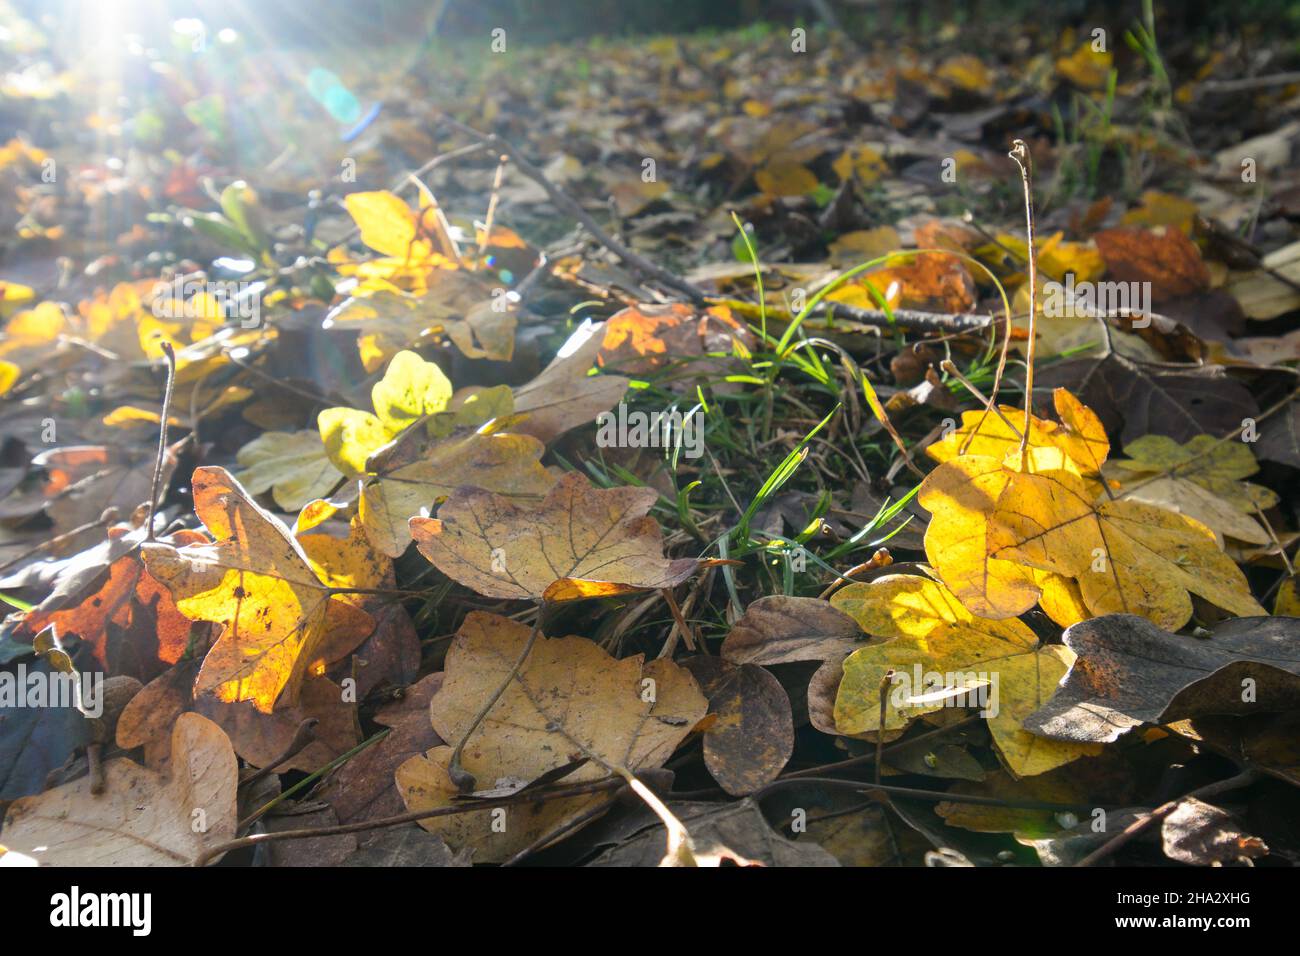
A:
[920,390,1263,629]
[720,595,862,665]
[341,825,471,867]
[360,430,555,558]
[830,573,1099,777]
[234,430,344,511]
[1023,614,1300,743]
[1094,226,1210,302]
[511,321,629,443]
[1162,797,1267,865]
[1039,353,1258,446]
[0,657,89,799]
[683,657,793,795]
[1056,42,1113,89]
[410,471,698,602]
[197,676,359,773]
[143,467,374,713]
[1105,434,1277,544]
[828,252,975,314]
[587,798,839,867]
[1,713,237,865]
[396,611,707,862]
[318,672,444,824]
[755,162,819,198]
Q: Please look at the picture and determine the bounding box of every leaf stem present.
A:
[1007,140,1037,463]
[146,341,177,542]
[446,602,548,792]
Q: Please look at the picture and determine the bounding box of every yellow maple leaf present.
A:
[831,574,1100,777]
[143,467,374,713]
[920,390,1264,629]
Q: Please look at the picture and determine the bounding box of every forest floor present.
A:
[1,6,1300,868]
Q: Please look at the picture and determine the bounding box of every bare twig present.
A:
[1007,140,1037,460]
[193,776,624,866]
[477,153,509,262]
[716,296,992,335]
[1075,769,1260,867]
[876,670,894,787]
[145,341,177,542]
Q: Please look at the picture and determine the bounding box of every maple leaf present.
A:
[234,429,344,511]
[318,349,454,477]
[1103,434,1277,544]
[1,713,237,866]
[142,467,374,713]
[919,389,1106,624]
[409,471,698,602]
[920,388,1263,629]
[19,526,204,681]
[360,430,556,558]
[395,611,707,862]
[510,320,629,444]
[830,573,1100,777]
[986,466,1264,630]
[325,275,515,367]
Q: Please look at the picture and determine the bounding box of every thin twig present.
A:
[876,670,895,787]
[194,776,624,866]
[1075,769,1260,867]
[477,153,508,262]
[145,341,177,543]
[1007,140,1037,461]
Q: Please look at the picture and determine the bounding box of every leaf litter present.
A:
[1,4,1299,869]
